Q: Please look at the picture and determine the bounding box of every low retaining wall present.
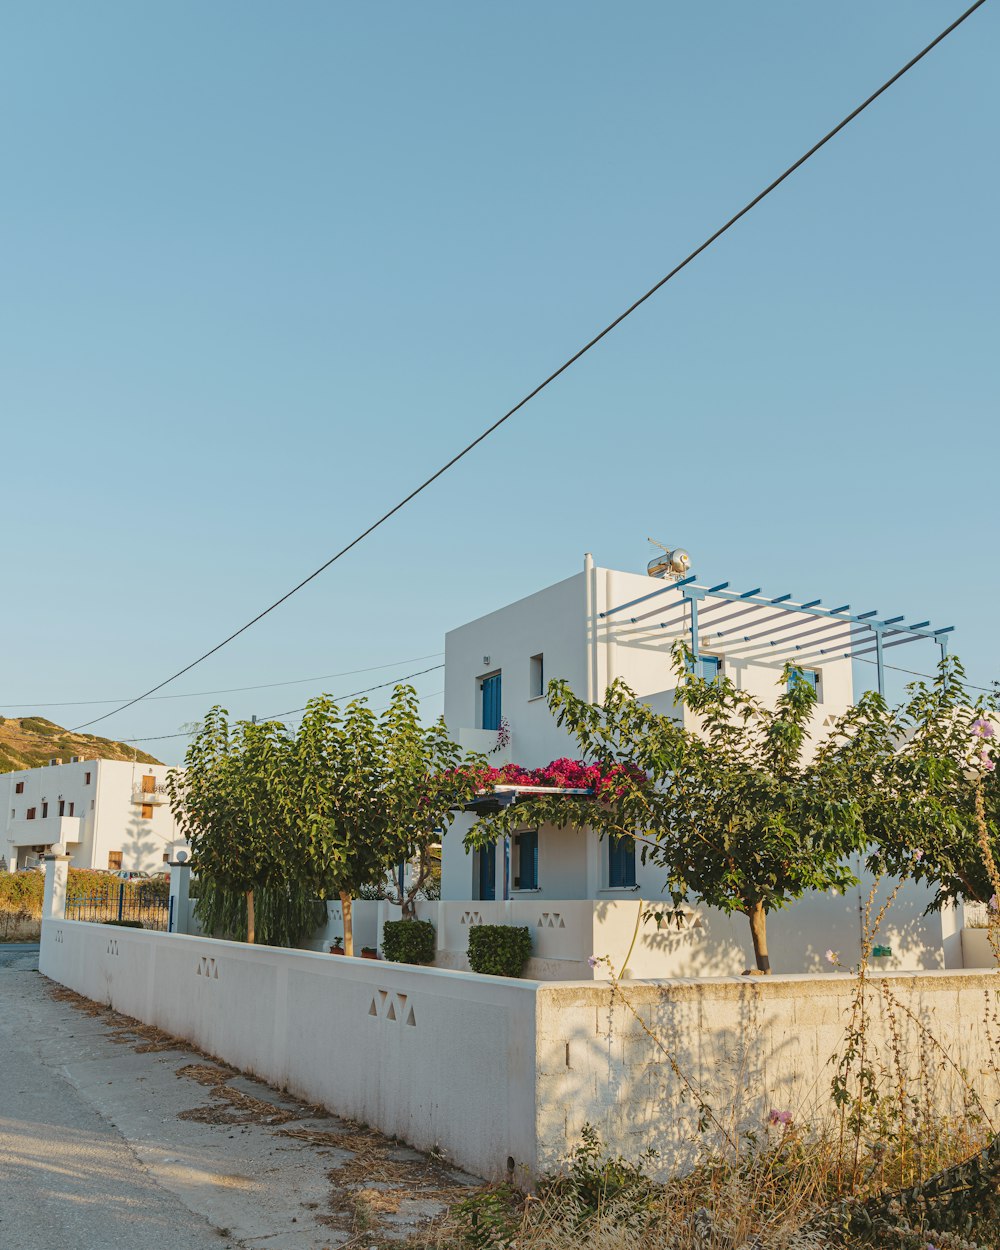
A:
[40,919,1000,1183]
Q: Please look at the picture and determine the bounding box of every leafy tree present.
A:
[831,657,1000,909]
[467,646,866,973]
[168,708,299,943]
[289,685,476,954]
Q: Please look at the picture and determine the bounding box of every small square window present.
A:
[529,654,544,699]
[695,655,722,682]
[162,852,169,863]
[15,782,24,794]
[789,668,821,700]
[141,803,153,820]
[26,807,36,820]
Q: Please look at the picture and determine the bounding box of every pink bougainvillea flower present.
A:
[913,848,924,862]
[768,1110,793,1126]
[972,717,995,738]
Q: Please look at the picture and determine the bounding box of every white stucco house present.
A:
[434,550,962,979]
[1,758,187,874]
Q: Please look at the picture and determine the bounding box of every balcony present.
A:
[9,815,82,845]
[131,783,169,806]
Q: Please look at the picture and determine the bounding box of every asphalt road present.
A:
[0,961,248,1248]
[0,955,470,1248]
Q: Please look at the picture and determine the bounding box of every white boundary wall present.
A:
[40,919,1000,1183]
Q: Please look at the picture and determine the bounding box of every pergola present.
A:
[600,573,953,696]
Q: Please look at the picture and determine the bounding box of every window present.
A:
[68,802,75,817]
[514,829,539,890]
[58,800,65,817]
[90,800,95,811]
[480,672,502,732]
[694,655,721,682]
[788,668,821,699]
[608,835,636,888]
[108,851,122,870]
[41,802,48,818]
[162,853,169,863]
[529,654,544,699]
[141,803,153,820]
[14,782,24,795]
[26,807,36,820]
[84,772,91,785]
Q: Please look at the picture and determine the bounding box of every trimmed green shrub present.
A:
[467,924,532,978]
[381,918,436,965]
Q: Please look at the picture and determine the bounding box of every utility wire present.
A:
[0,652,444,710]
[853,655,997,696]
[71,0,988,736]
[117,664,445,744]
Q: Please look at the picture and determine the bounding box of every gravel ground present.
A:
[0,958,479,1249]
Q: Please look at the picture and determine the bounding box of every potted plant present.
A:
[361,945,379,960]
[329,935,344,955]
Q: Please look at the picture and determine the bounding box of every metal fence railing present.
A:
[65,886,169,930]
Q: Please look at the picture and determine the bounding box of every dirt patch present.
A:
[46,979,484,1245]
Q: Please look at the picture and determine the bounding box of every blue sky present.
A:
[1,2,996,763]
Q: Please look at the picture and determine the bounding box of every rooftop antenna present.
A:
[646,537,691,581]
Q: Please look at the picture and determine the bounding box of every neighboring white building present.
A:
[437,551,959,977]
[1,757,187,873]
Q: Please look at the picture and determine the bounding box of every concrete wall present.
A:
[534,969,1000,1177]
[40,918,539,1183]
[40,919,1000,1184]
[2,759,186,873]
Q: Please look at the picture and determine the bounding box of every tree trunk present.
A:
[340,891,354,957]
[246,891,255,944]
[748,901,771,974]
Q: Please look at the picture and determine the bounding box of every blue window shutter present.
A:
[698,655,720,682]
[481,673,502,731]
[519,829,538,890]
[609,835,636,888]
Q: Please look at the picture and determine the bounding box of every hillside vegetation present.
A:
[0,716,162,772]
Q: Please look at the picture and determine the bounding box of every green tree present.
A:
[834,657,1000,909]
[289,685,476,954]
[168,708,299,943]
[467,647,865,973]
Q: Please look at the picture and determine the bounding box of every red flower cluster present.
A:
[464,757,646,796]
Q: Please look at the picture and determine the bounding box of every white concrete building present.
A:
[438,551,959,978]
[1,757,187,874]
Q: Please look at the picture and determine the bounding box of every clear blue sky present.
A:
[2,2,996,763]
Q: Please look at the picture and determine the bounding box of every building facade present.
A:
[438,552,956,977]
[1,758,187,873]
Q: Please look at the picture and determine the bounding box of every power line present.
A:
[71,0,988,736]
[853,655,997,696]
[0,652,444,710]
[117,664,445,744]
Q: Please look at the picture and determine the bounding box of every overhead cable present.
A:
[71,0,988,735]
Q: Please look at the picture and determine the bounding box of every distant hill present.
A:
[0,716,163,772]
